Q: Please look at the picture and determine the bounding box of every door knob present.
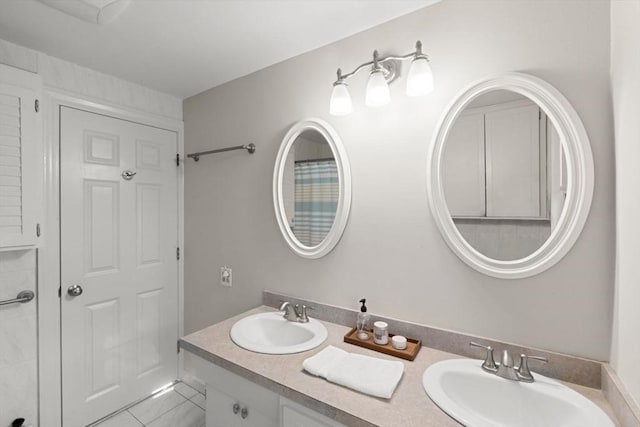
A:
[121,170,137,180]
[67,285,83,297]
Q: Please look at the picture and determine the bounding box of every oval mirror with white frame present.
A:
[274,118,351,259]
[428,73,594,279]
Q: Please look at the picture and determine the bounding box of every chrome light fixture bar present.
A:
[330,40,433,116]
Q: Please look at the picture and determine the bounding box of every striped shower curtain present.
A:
[292,160,339,246]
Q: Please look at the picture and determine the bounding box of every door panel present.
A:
[136,288,163,377]
[137,184,161,265]
[84,180,120,273]
[61,107,178,426]
[85,298,120,400]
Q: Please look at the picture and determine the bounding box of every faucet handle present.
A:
[299,305,312,322]
[516,354,548,382]
[470,342,497,371]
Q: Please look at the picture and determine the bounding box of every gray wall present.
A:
[184,0,614,360]
[610,0,640,406]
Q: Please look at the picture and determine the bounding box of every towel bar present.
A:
[0,290,35,307]
[187,143,256,161]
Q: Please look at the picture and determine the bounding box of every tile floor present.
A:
[93,382,205,427]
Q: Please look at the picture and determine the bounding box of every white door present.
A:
[60,107,179,426]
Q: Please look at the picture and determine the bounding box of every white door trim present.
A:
[37,88,184,427]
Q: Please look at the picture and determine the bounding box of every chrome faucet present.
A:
[470,342,548,382]
[279,301,310,323]
[496,349,520,381]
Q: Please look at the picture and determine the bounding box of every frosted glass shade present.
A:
[365,70,390,107]
[329,82,352,116]
[406,57,434,96]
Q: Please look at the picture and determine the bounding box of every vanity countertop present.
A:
[180,306,620,427]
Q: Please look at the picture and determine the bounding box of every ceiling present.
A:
[0,0,438,99]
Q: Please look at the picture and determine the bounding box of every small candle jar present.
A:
[373,321,389,345]
[391,335,407,350]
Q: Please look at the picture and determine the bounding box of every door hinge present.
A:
[35,99,40,113]
[177,340,181,353]
[58,286,61,298]
[176,153,180,166]
[176,247,180,260]
[36,223,41,237]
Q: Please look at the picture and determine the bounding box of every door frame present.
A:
[37,89,184,427]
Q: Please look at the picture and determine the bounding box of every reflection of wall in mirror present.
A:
[445,98,566,260]
[455,218,550,261]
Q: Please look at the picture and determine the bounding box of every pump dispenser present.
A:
[356,298,371,340]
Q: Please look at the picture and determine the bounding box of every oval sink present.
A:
[423,359,615,427]
[230,311,328,354]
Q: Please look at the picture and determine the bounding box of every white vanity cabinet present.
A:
[191,354,347,427]
[444,99,545,219]
[0,64,43,250]
[192,355,279,427]
[280,398,346,427]
[206,384,278,427]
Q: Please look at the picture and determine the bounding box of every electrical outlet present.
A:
[220,266,232,287]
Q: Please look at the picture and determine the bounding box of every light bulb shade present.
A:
[329,82,352,116]
[406,57,434,96]
[365,70,391,107]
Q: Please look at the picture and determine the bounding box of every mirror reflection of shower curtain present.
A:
[293,160,338,246]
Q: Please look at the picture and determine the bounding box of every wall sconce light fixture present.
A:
[329,40,433,116]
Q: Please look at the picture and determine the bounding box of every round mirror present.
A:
[428,73,594,278]
[273,118,351,258]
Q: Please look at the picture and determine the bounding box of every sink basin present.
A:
[423,359,615,427]
[230,311,328,354]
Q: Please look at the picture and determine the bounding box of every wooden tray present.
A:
[343,327,421,361]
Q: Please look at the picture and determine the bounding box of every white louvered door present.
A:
[60,107,179,426]
[0,65,41,250]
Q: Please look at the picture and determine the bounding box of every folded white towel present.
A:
[303,345,404,399]
[302,345,348,378]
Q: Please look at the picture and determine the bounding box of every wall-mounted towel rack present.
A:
[0,290,35,307]
[187,143,256,162]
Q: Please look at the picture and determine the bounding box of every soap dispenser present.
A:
[356,298,371,340]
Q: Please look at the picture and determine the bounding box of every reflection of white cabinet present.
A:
[443,113,486,216]
[444,100,545,218]
[0,64,42,250]
[281,398,346,427]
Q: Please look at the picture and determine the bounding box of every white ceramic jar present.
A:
[373,321,389,345]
